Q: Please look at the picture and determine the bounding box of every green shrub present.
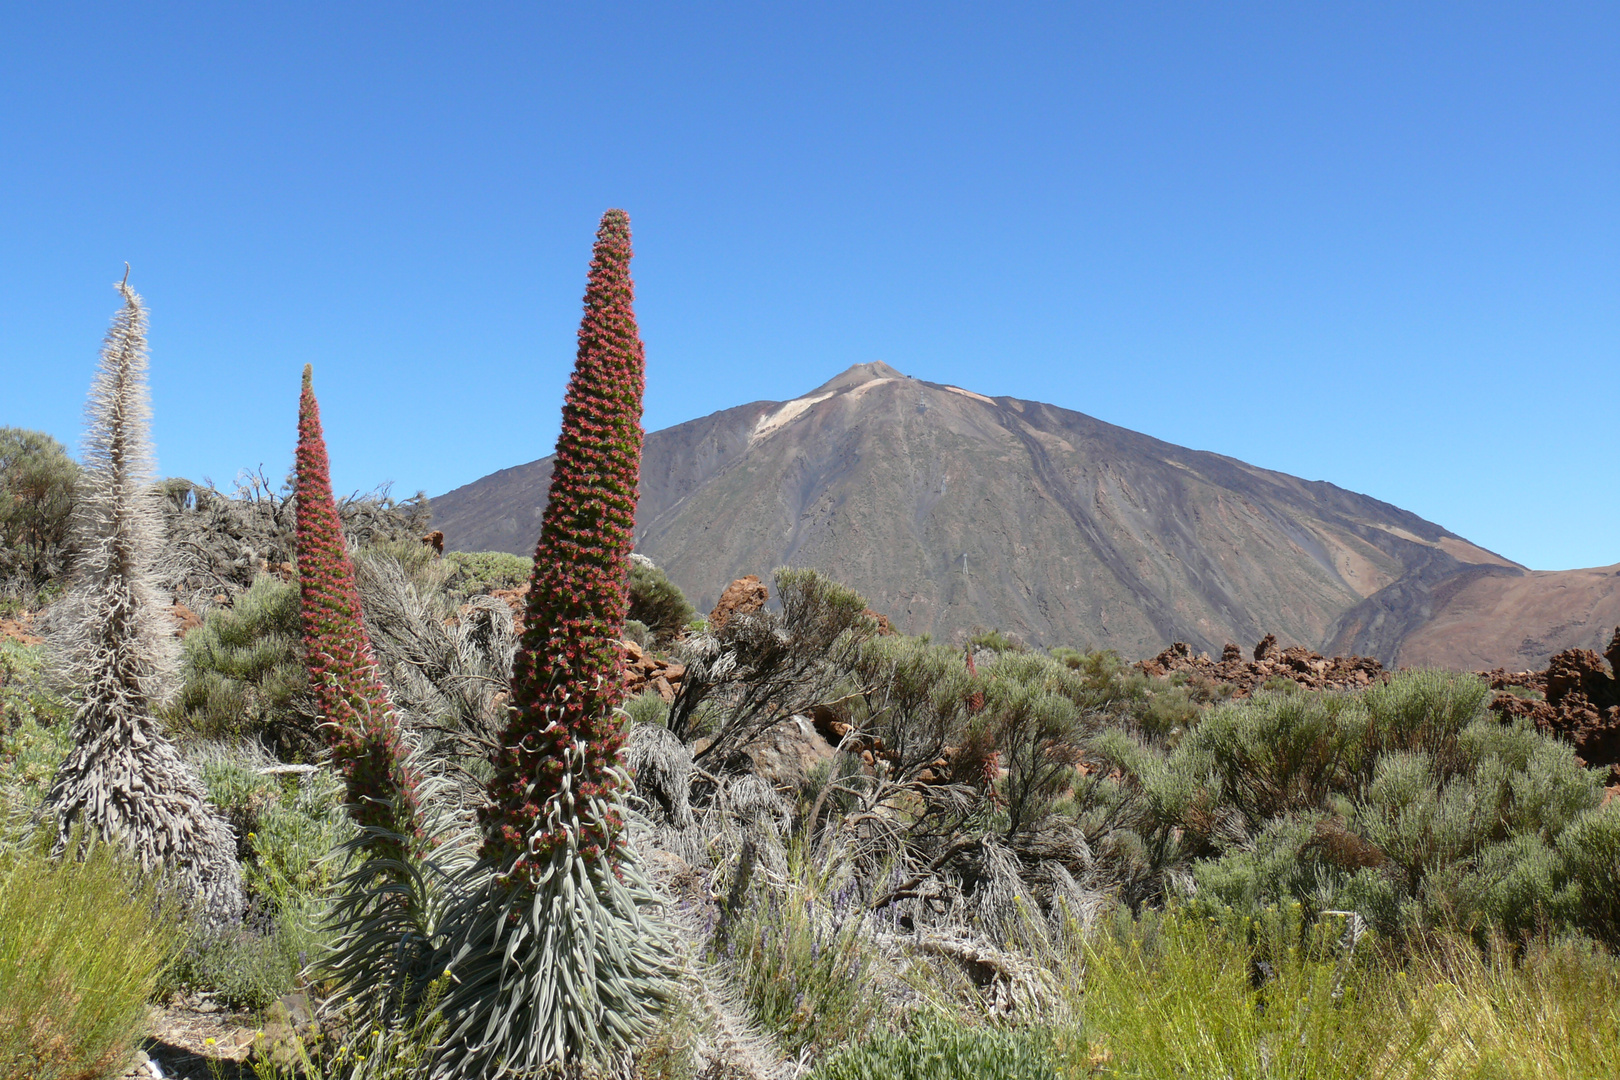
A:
[166,927,303,1012]
[1556,802,1620,944]
[628,562,696,644]
[622,688,671,727]
[0,643,71,827]
[1117,671,1610,942]
[968,628,1026,653]
[0,427,79,595]
[809,1012,1060,1080]
[178,752,353,1009]
[981,652,1088,838]
[0,836,180,1080]
[171,574,313,753]
[195,751,354,906]
[442,550,532,599]
[623,618,652,648]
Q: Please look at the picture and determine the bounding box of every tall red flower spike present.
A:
[480,209,645,880]
[295,364,422,859]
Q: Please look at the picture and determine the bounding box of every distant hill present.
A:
[431,362,1610,667]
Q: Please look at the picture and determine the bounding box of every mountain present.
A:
[1358,562,1620,671]
[430,362,1606,666]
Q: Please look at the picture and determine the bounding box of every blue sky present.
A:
[2,3,1614,570]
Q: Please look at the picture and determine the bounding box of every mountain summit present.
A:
[431,365,1612,665]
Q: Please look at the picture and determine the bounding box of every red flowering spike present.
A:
[479,210,645,877]
[295,364,423,858]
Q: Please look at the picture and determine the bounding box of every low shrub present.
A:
[0,644,71,831]
[968,628,1026,653]
[622,688,671,727]
[0,836,180,1080]
[719,851,884,1057]
[1107,670,1611,942]
[171,574,313,753]
[442,550,531,599]
[629,562,696,644]
[809,1012,1062,1080]
[172,749,354,1009]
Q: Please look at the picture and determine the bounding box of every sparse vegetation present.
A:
[3,251,1618,1079]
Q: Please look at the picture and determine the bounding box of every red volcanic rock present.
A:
[1490,629,1620,779]
[864,608,896,635]
[0,611,42,647]
[619,637,685,703]
[1138,635,1384,697]
[709,574,768,632]
[1253,634,1277,661]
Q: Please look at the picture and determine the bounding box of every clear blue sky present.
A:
[2,3,1614,570]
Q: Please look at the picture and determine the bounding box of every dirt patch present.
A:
[0,611,42,647]
[120,998,260,1079]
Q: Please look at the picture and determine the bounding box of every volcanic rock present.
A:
[1489,627,1620,778]
[620,636,686,703]
[1138,635,1384,697]
[709,575,768,633]
[171,602,203,637]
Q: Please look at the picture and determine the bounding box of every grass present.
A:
[1412,933,1620,1079]
[1070,906,1439,1079]
[718,845,885,1057]
[795,905,1620,1080]
[0,835,181,1080]
[809,1011,1064,1079]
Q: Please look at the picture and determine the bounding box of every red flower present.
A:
[296,366,423,861]
[479,210,645,879]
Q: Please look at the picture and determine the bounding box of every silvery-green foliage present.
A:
[45,275,243,935]
[625,720,694,829]
[352,550,517,775]
[431,740,676,1078]
[172,572,313,752]
[321,770,471,1031]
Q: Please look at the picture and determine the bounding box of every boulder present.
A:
[709,574,769,632]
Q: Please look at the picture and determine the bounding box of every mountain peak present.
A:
[804,361,908,398]
[431,365,1609,669]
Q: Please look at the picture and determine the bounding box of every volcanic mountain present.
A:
[430,362,1614,667]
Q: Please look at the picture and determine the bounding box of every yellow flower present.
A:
[204,1037,216,1046]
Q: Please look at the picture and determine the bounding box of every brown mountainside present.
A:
[431,363,1605,666]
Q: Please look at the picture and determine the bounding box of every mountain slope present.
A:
[431,363,1530,660]
[1366,562,1620,671]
